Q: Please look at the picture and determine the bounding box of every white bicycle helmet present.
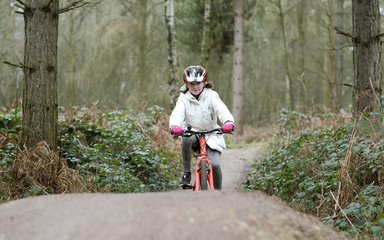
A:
[183,65,207,83]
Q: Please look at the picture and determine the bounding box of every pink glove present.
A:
[170,126,183,136]
[221,122,234,133]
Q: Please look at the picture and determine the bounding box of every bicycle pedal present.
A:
[180,184,193,190]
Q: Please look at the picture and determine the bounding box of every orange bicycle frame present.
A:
[193,135,214,191]
[181,128,222,191]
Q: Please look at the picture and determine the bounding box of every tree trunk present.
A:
[311,8,324,106]
[59,11,79,106]
[138,0,148,98]
[339,0,382,209]
[232,0,244,134]
[200,0,212,69]
[327,0,337,111]
[22,0,59,150]
[277,0,294,111]
[352,0,381,117]
[0,1,4,104]
[327,0,344,112]
[165,0,178,108]
[297,0,307,109]
[67,11,77,107]
[2,0,16,106]
[334,0,344,110]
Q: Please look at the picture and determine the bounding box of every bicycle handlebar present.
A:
[182,128,223,137]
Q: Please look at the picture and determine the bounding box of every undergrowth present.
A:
[0,105,180,202]
[242,109,384,240]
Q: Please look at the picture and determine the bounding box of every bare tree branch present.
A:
[4,61,32,70]
[335,27,354,39]
[3,61,25,69]
[13,2,25,11]
[15,0,32,12]
[11,0,32,14]
[46,0,54,8]
[15,0,29,8]
[58,0,90,14]
[375,33,384,38]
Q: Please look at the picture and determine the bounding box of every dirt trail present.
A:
[0,143,348,240]
[221,142,267,190]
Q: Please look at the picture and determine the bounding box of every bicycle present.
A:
[180,127,223,191]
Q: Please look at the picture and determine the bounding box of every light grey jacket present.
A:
[169,88,235,153]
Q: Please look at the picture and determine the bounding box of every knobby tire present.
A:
[200,160,208,190]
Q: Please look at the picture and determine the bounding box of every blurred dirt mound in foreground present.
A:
[0,191,348,240]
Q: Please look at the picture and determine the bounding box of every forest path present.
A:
[0,143,348,240]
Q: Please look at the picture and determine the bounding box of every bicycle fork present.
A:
[194,158,214,191]
[194,137,214,191]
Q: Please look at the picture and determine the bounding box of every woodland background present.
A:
[0,0,369,126]
[1,1,384,238]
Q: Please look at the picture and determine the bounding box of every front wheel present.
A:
[199,160,208,190]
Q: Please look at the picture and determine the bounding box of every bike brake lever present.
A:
[182,132,193,137]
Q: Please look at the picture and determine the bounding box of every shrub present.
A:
[242,110,384,239]
[0,106,180,202]
[59,106,180,192]
[0,109,21,166]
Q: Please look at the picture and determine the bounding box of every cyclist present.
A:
[169,65,235,190]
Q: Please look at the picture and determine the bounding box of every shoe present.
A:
[180,171,191,186]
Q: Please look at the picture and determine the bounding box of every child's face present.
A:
[187,81,205,96]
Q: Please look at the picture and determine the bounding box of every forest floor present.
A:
[0,142,349,240]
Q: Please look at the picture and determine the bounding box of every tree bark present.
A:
[0,2,3,104]
[297,0,307,109]
[200,0,212,69]
[67,11,77,106]
[232,0,244,134]
[165,0,178,108]
[352,0,381,117]
[327,0,344,112]
[138,0,148,98]
[337,0,382,209]
[327,0,337,111]
[2,0,16,106]
[22,0,59,150]
[334,0,344,111]
[277,0,294,111]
